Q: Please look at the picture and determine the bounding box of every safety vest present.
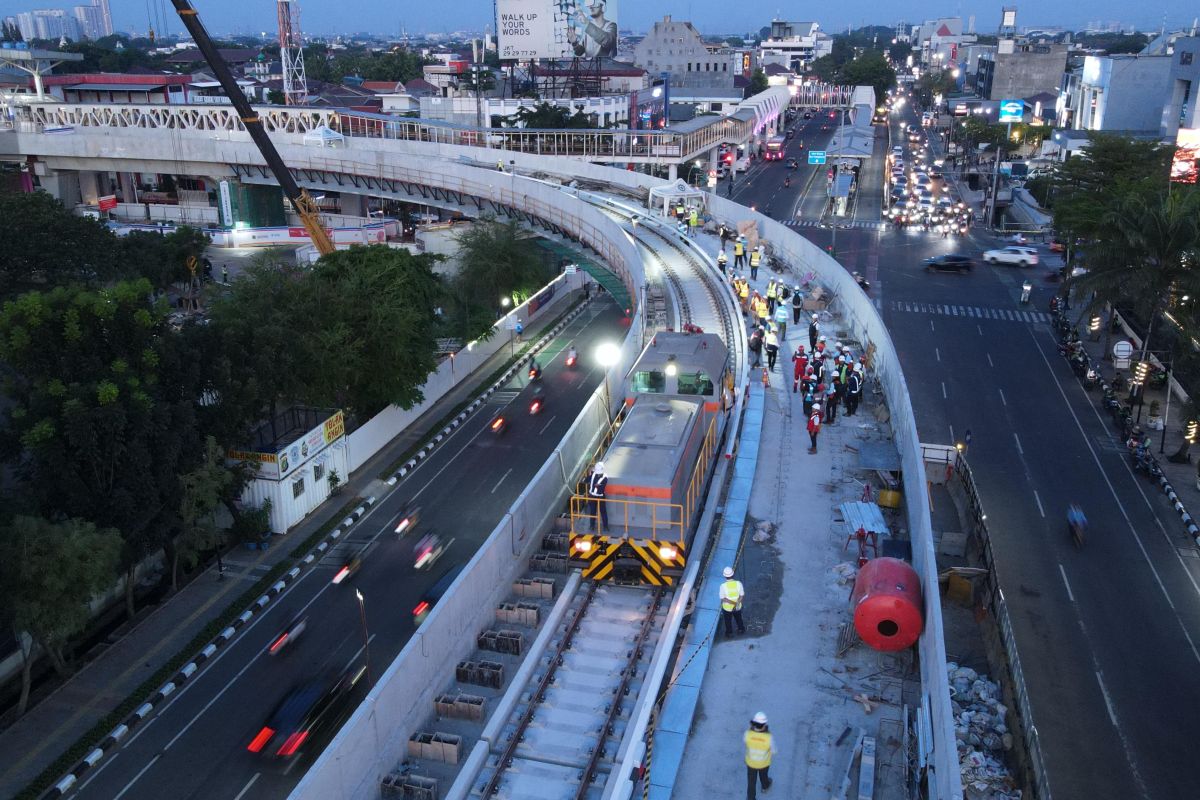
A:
[689,210,698,226]
[774,305,788,324]
[749,250,762,267]
[719,579,744,612]
[744,729,773,768]
[587,472,608,498]
[717,252,728,264]
[734,242,745,256]
[766,281,777,299]
[739,282,749,299]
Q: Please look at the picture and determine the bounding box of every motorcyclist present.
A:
[784,175,791,188]
[414,533,442,568]
[1020,280,1032,304]
[567,346,578,364]
[1067,504,1087,544]
[529,359,542,380]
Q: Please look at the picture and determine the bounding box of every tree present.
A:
[838,51,895,105]
[0,280,199,618]
[506,101,595,129]
[118,225,211,290]
[453,217,554,340]
[0,191,120,298]
[807,55,840,83]
[267,88,285,105]
[1072,189,1200,366]
[174,436,234,591]
[297,246,443,416]
[747,68,769,96]
[725,36,745,47]
[914,68,956,105]
[888,41,912,64]
[0,515,121,714]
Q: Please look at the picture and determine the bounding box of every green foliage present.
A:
[505,101,596,129]
[118,225,212,290]
[303,44,427,85]
[174,436,235,590]
[56,36,167,73]
[915,68,957,103]
[747,68,769,96]
[0,191,120,298]
[1024,175,1054,208]
[724,36,745,47]
[1074,31,1151,54]
[452,218,555,341]
[0,516,121,680]
[837,51,895,105]
[0,281,200,587]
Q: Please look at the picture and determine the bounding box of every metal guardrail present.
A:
[951,454,1054,800]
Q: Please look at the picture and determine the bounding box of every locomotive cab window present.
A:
[631,370,666,394]
[675,371,714,396]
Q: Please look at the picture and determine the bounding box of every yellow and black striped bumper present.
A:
[568,535,687,586]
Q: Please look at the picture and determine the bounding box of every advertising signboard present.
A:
[998,99,1023,123]
[1171,127,1200,183]
[496,0,619,60]
[97,194,117,211]
[228,410,345,481]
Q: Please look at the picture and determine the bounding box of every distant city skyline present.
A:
[0,0,1196,40]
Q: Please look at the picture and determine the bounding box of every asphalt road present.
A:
[786,100,1200,799]
[71,300,624,800]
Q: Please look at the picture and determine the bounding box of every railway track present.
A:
[471,582,666,799]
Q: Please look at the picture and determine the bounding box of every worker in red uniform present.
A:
[791,344,808,393]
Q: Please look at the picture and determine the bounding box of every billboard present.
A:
[496,0,618,61]
[1172,127,1200,184]
[998,99,1023,123]
[228,410,345,481]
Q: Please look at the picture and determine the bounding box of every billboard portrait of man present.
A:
[566,0,617,59]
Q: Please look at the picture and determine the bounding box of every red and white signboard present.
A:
[98,194,118,212]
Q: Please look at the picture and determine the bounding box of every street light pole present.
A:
[355,589,372,687]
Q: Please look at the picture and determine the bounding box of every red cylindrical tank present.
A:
[850,557,924,651]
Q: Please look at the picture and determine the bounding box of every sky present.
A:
[4,0,1198,40]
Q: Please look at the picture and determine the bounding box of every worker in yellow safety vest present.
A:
[719,566,746,636]
[765,279,778,314]
[744,712,777,800]
[733,238,746,270]
[748,246,762,280]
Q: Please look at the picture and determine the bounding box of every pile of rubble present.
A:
[947,662,1021,800]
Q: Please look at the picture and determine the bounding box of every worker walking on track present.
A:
[719,566,746,636]
[743,712,777,800]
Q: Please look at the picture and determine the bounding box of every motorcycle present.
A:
[1132,447,1162,479]
[1082,367,1100,390]
[565,348,578,368]
[267,613,308,656]
[529,389,547,415]
[413,534,453,570]
[528,362,542,382]
[489,413,508,435]
[1069,352,1089,377]
[1020,281,1032,305]
[1110,373,1126,391]
[852,271,871,292]
[394,505,422,536]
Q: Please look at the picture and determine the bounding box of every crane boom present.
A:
[170,0,336,256]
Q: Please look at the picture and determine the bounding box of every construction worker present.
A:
[733,237,746,270]
[765,279,778,314]
[744,712,777,800]
[807,402,823,454]
[846,363,863,416]
[717,249,728,275]
[792,286,804,325]
[738,277,750,314]
[688,207,699,236]
[773,301,789,340]
[808,313,820,351]
[586,462,610,532]
[764,326,780,371]
[719,566,746,636]
[791,345,808,393]
[748,245,762,280]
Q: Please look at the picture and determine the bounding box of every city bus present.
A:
[764,136,787,161]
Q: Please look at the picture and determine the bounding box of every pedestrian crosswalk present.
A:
[783,218,889,231]
[886,300,1050,323]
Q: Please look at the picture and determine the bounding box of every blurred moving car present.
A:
[923,254,974,274]
[984,246,1039,267]
[247,665,367,759]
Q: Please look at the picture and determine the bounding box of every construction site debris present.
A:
[752,519,775,543]
[948,662,1021,800]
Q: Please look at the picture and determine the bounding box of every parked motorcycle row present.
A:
[1051,301,1163,481]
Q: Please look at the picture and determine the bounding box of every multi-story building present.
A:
[632,16,734,89]
[1161,37,1200,138]
[1064,54,1171,132]
[72,3,102,40]
[976,39,1070,101]
[11,1,107,41]
[758,20,832,72]
[911,18,974,68]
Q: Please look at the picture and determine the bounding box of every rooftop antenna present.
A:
[277,0,308,104]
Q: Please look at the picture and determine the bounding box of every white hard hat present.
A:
[819,335,827,342]
[854,362,863,372]
[723,566,734,578]
[833,341,842,350]
[594,461,606,474]
[811,313,818,320]
[753,712,768,725]
[813,402,822,410]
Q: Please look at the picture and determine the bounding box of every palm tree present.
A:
[1072,188,1200,366]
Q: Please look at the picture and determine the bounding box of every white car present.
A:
[983,246,1039,267]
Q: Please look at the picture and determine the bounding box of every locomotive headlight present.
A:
[574,539,593,554]
[658,545,678,561]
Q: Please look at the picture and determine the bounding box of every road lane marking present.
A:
[77,751,119,792]
[930,319,935,332]
[1013,432,1023,455]
[539,415,558,435]
[341,634,377,675]
[1032,490,1045,517]
[978,324,983,336]
[987,353,994,367]
[112,754,159,800]
[999,388,1007,406]
[935,347,941,362]
[491,468,514,494]
[1029,327,1200,665]
[234,773,260,800]
[1058,564,1076,602]
[949,424,954,444]
[941,382,947,399]
[1094,671,1120,728]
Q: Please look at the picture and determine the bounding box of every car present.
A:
[923,254,974,274]
[267,613,309,656]
[891,145,903,156]
[983,246,1039,267]
[413,563,466,625]
[893,175,908,187]
[247,665,367,759]
[786,158,799,169]
[1049,239,1068,253]
[930,169,944,180]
